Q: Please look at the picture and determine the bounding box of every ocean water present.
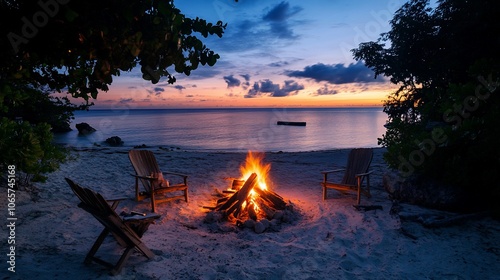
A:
[53,108,387,152]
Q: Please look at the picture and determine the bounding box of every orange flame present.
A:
[239,151,271,193]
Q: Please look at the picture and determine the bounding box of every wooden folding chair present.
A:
[321,148,373,204]
[66,178,160,275]
[128,150,188,212]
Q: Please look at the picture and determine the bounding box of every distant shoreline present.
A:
[75,106,385,112]
[61,146,386,155]
[63,144,386,155]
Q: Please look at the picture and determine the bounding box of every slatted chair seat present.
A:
[128,150,189,212]
[66,178,160,275]
[321,148,373,204]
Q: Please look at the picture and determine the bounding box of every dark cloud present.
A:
[286,61,383,84]
[241,74,251,82]
[240,74,251,89]
[153,87,164,93]
[174,85,185,91]
[275,80,304,97]
[217,20,263,52]
[263,2,295,21]
[259,79,280,93]
[216,2,302,52]
[245,79,304,98]
[312,84,339,96]
[223,75,241,88]
[245,82,262,98]
[262,1,303,39]
[119,98,134,103]
[268,61,289,67]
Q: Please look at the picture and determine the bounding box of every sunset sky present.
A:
[92,0,407,109]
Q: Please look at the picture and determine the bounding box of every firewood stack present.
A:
[204,173,296,233]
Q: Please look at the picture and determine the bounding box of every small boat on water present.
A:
[277,121,306,126]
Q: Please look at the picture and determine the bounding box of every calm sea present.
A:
[53,108,387,152]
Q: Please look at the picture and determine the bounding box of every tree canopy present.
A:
[1,0,226,101]
[352,0,500,206]
[0,0,227,182]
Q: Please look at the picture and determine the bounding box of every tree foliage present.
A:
[352,0,500,202]
[0,0,226,182]
[1,0,226,101]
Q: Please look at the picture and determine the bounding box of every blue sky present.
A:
[96,0,408,109]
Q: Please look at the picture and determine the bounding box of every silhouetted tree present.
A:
[352,0,500,206]
[0,0,226,182]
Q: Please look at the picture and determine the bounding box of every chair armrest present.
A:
[105,197,128,210]
[106,197,128,202]
[122,213,161,222]
[355,170,373,178]
[130,173,157,180]
[321,169,345,183]
[321,169,345,174]
[162,171,188,179]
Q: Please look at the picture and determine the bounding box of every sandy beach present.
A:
[3,147,499,279]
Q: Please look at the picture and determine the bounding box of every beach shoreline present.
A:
[2,147,499,279]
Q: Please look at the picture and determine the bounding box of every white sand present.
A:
[3,148,499,279]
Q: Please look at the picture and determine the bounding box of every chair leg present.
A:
[85,228,110,265]
[322,174,328,201]
[184,189,189,203]
[366,175,371,197]
[150,190,156,212]
[134,241,155,259]
[85,228,155,275]
[110,247,134,276]
[135,177,140,201]
[356,177,361,205]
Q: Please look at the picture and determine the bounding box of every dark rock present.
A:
[51,122,72,133]
[134,144,147,148]
[75,123,96,134]
[105,136,124,146]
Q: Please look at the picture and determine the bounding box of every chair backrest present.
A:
[66,177,114,216]
[65,178,142,242]
[128,150,162,193]
[341,148,373,185]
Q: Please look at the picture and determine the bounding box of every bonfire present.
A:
[204,152,297,233]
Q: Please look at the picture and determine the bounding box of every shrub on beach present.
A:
[0,117,66,184]
[352,0,500,211]
[0,84,76,183]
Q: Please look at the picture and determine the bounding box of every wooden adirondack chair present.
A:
[321,148,373,204]
[65,178,161,275]
[128,150,188,212]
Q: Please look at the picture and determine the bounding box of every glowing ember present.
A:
[204,151,293,233]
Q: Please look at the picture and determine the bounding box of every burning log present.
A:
[247,202,258,221]
[255,197,275,219]
[204,151,298,233]
[231,179,244,190]
[216,173,257,219]
[253,187,286,210]
[208,172,289,223]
